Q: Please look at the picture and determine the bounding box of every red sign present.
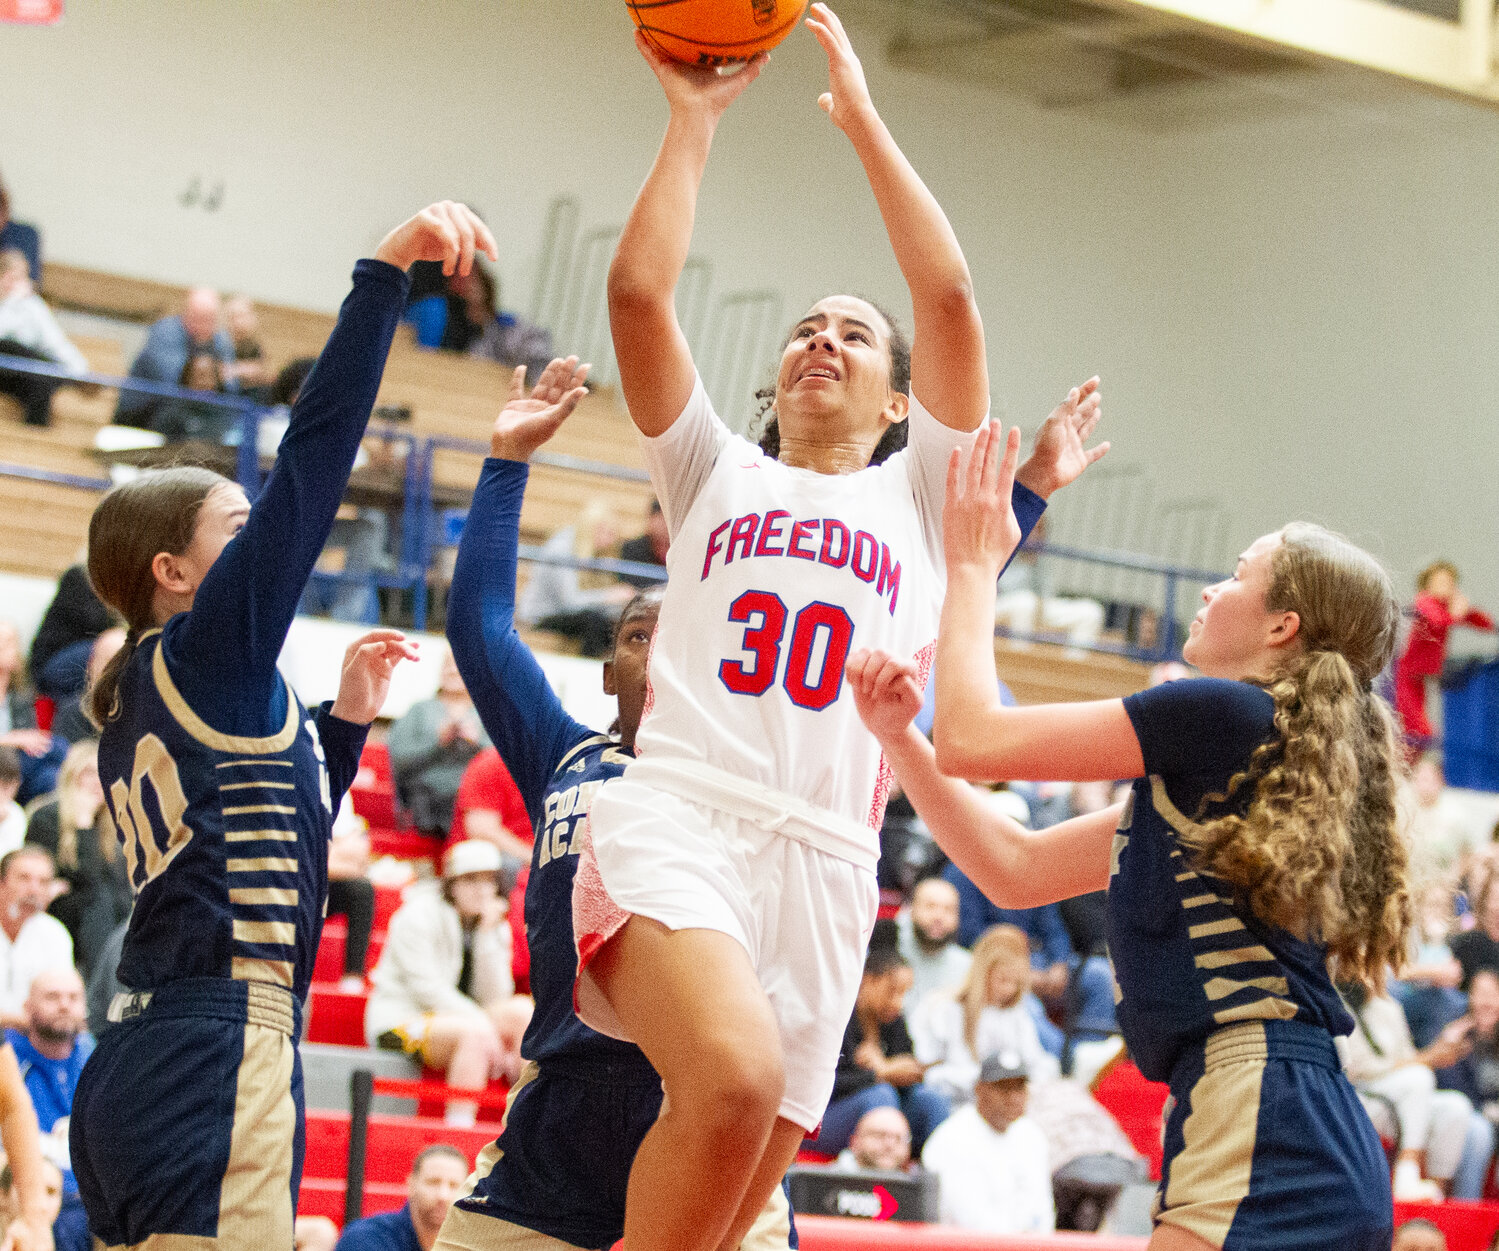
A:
[0,0,63,24]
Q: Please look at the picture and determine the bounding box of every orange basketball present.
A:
[627,0,810,68]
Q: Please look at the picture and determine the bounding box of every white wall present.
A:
[2,0,1497,614]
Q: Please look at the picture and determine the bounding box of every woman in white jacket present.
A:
[911,924,1058,1104]
[365,840,533,1124]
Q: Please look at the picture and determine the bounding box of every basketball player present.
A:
[434,358,793,1251]
[845,421,1404,1250]
[68,202,494,1249]
[575,8,1106,1249]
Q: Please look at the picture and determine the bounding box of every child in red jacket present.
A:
[1395,561,1493,748]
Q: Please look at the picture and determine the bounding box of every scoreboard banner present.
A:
[1,0,62,23]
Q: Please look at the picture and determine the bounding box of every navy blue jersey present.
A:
[447,457,655,1075]
[96,260,406,1000]
[1109,677,1356,1082]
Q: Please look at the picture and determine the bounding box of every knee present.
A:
[679,1035,786,1128]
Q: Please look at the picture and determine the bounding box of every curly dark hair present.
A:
[753,297,912,467]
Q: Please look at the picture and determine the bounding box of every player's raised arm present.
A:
[608,33,765,437]
[806,4,984,433]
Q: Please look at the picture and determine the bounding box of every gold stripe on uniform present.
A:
[1203,975,1290,1001]
[153,642,299,754]
[1175,870,1199,882]
[1194,945,1277,970]
[230,887,299,907]
[233,920,296,946]
[221,781,297,792]
[227,857,298,873]
[223,804,297,816]
[217,1017,296,1237]
[1188,918,1246,939]
[224,828,298,843]
[217,759,296,769]
[1213,997,1300,1026]
[231,957,295,987]
[1181,894,1224,909]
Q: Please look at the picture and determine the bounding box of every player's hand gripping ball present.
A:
[627,0,810,68]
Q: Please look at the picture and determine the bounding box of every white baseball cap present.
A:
[442,839,503,881]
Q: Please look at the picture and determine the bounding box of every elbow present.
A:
[928,273,980,326]
[933,726,995,783]
[607,258,667,319]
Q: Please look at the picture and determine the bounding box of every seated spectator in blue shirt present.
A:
[404,264,552,383]
[113,287,237,428]
[335,1144,468,1251]
[6,966,93,1251]
[0,177,40,284]
[150,351,236,445]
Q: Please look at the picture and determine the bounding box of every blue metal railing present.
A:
[0,352,1220,653]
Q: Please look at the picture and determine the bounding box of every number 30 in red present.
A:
[719,591,854,711]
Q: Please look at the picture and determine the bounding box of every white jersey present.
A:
[633,374,980,848]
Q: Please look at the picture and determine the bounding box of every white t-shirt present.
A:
[634,375,978,846]
[0,912,74,1019]
[909,995,1061,1103]
[921,1104,1054,1233]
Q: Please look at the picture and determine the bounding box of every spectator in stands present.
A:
[0,249,88,427]
[993,515,1104,653]
[1395,560,1494,750]
[895,877,970,1015]
[113,287,236,428]
[295,1216,340,1251]
[1339,982,1493,1200]
[0,749,23,856]
[921,1051,1054,1234]
[1026,1077,1143,1232]
[333,1143,468,1251]
[1438,967,1499,1119]
[911,924,1060,1106]
[150,351,235,445]
[327,799,376,993]
[517,502,635,659]
[0,176,40,283]
[617,499,668,590]
[0,847,72,1031]
[1404,754,1483,890]
[1450,872,1499,991]
[47,627,126,745]
[25,739,130,976]
[1392,881,1469,1049]
[1392,1219,1447,1251]
[387,649,488,838]
[0,620,62,808]
[364,840,532,1126]
[222,296,272,399]
[0,1159,65,1251]
[28,564,113,702]
[460,268,553,382]
[449,747,531,869]
[831,1106,914,1173]
[821,940,949,1158]
[7,966,91,1251]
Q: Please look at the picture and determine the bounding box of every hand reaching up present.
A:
[634,29,767,123]
[943,419,1023,580]
[807,4,876,135]
[1015,377,1109,500]
[845,648,924,744]
[490,357,591,462]
[330,630,419,726]
[374,202,498,277]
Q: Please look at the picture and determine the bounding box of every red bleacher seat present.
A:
[1090,1056,1167,1181]
[373,884,403,930]
[313,917,386,983]
[299,1176,407,1223]
[304,1109,495,1185]
[308,985,369,1047]
[350,742,409,831]
[368,828,443,864]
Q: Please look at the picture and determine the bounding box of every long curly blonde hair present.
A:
[1175,523,1410,989]
[957,925,1031,1058]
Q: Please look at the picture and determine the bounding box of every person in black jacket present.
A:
[819,929,949,1158]
[28,566,114,701]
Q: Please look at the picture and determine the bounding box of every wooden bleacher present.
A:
[995,637,1152,704]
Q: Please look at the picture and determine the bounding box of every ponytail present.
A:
[87,631,138,729]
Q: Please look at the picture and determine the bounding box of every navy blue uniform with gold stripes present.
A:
[71,259,408,1250]
[1113,677,1391,1249]
[440,460,796,1251]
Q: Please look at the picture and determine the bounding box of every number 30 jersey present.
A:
[634,375,1044,847]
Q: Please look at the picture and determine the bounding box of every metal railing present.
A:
[1,351,1222,654]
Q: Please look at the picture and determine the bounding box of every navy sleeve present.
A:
[315,702,372,807]
[163,260,409,736]
[1008,480,1046,576]
[446,458,591,829]
[1124,677,1277,784]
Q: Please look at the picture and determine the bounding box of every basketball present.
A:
[627,0,810,68]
